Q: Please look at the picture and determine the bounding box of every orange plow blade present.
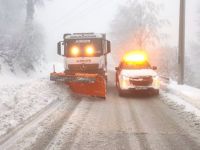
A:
[50,72,106,98]
[69,75,106,98]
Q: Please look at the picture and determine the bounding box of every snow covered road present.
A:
[0,72,200,150]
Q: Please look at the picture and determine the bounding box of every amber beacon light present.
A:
[123,50,148,63]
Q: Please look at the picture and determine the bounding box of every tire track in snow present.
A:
[46,99,93,150]
[1,72,200,150]
[154,94,200,150]
[112,96,132,150]
[67,98,121,150]
[127,99,152,150]
[0,99,62,149]
[26,96,82,150]
[1,94,83,150]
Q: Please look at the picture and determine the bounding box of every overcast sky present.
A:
[36,0,125,60]
[35,0,199,61]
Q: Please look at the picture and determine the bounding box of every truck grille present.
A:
[130,76,153,86]
[68,64,99,71]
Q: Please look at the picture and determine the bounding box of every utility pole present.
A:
[178,0,185,85]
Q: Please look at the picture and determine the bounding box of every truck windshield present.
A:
[121,61,151,70]
[65,38,103,57]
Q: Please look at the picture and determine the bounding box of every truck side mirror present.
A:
[106,40,111,54]
[152,66,157,70]
[57,41,64,56]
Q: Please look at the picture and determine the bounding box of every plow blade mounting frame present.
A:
[50,72,106,98]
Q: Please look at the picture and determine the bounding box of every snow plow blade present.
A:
[50,72,106,98]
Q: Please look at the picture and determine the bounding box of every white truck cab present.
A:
[57,33,111,78]
[115,51,160,96]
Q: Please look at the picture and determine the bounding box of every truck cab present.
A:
[57,33,111,79]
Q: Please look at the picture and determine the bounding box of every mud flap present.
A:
[50,73,106,98]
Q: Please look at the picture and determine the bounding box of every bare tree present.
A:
[26,0,35,22]
[26,0,46,23]
[110,0,167,62]
[109,0,176,78]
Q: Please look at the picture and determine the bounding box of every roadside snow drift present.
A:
[0,78,70,137]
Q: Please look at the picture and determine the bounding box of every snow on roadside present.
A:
[0,61,64,86]
[0,77,70,137]
[161,91,200,132]
[162,92,200,117]
[161,81,200,131]
[161,79,200,117]
[167,81,200,110]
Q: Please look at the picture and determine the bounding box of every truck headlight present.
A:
[152,76,160,89]
[86,46,95,56]
[71,46,80,56]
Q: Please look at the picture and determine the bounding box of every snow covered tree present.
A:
[110,0,166,57]
[11,23,45,73]
[0,0,26,72]
[0,0,48,73]
[183,4,200,88]
[15,0,47,72]
[0,0,25,34]
[26,0,47,23]
[26,0,35,22]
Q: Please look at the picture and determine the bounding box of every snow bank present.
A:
[168,81,200,109]
[0,61,64,84]
[0,62,32,87]
[164,81,200,117]
[0,61,69,137]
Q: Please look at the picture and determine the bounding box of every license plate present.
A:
[135,87,148,90]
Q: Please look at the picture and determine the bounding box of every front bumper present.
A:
[119,76,160,91]
[121,86,158,91]
[120,87,159,96]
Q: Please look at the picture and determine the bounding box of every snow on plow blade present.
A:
[50,72,106,98]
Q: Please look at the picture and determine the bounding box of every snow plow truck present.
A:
[50,33,111,98]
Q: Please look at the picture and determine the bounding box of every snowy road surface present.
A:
[0,72,200,150]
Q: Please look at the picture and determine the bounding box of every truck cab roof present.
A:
[63,33,106,40]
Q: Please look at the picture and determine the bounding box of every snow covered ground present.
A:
[0,78,71,137]
[0,62,68,138]
[0,71,199,150]
[162,81,200,118]
[0,68,199,149]
[168,81,200,109]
